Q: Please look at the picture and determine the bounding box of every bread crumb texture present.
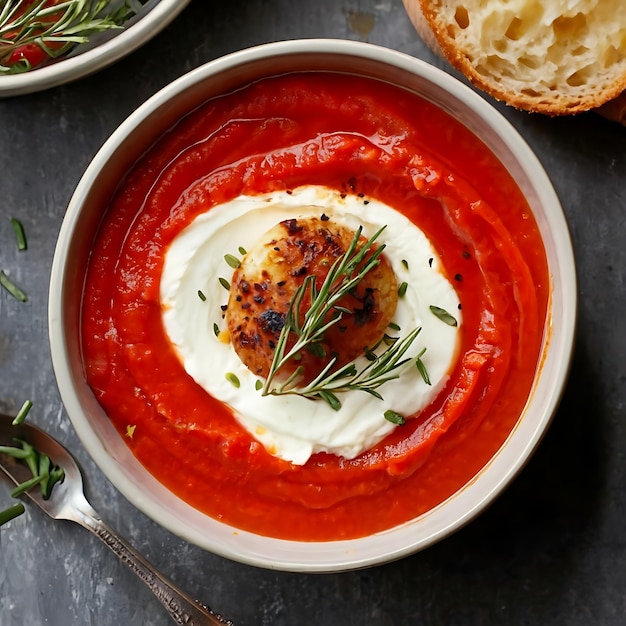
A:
[408,0,626,115]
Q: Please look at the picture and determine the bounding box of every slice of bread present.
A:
[403,0,626,117]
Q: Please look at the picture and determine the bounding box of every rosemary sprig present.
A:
[261,226,427,410]
[0,0,142,74]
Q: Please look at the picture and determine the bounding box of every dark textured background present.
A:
[1,1,625,624]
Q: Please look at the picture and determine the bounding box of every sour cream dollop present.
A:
[160,186,461,465]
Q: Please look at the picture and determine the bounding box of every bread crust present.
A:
[403,0,626,116]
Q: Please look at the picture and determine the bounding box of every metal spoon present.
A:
[0,414,233,626]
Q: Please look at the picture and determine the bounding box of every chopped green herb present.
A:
[11,474,44,498]
[388,321,401,332]
[197,289,207,301]
[430,305,458,327]
[382,333,399,347]
[10,218,27,251]
[225,372,240,388]
[0,270,27,302]
[401,259,409,270]
[415,348,431,385]
[13,400,32,426]
[255,380,263,391]
[0,433,65,501]
[238,246,247,256]
[0,503,25,526]
[213,323,220,337]
[384,410,406,425]
[398,281,408,297]
[218,277,230,290]
[224,254,241,269]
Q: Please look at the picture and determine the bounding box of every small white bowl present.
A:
[0,0,191,97]
[49,39,576,572]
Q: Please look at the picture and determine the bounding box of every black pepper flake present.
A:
[454,273,463,282]
[358,192,364,198]
[240,280,250,293]
[340,193,347,199]
[277,280,286,287]
[462,250,471,259]
[274,246,280,251]
[236,295,242,302]
[286,189,293,195]
[220,304,228,311]
[428,258,433,267]
[294,266,307,276]
[253,295,265,304]
[321,213,330,221]
[284,218,303,235]
[458,303,463,310]
[259,310,285,333]
[363,200,370,205]
[241,302,251,310]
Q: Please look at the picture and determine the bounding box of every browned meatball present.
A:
[225,216,398,381]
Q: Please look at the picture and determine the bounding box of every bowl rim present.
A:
[48,38,577,572]
[0,0,192,98]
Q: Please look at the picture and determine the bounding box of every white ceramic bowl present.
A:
[49,39,577,572]
[0,0,191,97]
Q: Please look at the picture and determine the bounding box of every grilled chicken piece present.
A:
[225,215,398,380]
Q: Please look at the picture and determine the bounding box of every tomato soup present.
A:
[81,72,549,541]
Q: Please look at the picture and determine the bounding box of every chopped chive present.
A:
[225,372,240,388]
[12,400,32,425]
[388,321,401,331]
[238,246,247,256]
[0,445,32,459]
[401,259,409,270]
[0,270,27,302]
[45,467,65,499]
[430,305,458,327]
[255,380,263,391]
[218,277,230,290]
[0,503,25,526]
[11,474,44,498]
[10,218,27,251]
[213,323,220,337]
[224,254,241,269]
[197,289,206,301]
[398,281,408,297]
[384,410,406,425]
[38,453,51,498]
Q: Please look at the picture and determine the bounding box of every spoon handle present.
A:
[70,497,233,625]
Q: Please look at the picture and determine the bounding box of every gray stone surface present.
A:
[1,1,625,624]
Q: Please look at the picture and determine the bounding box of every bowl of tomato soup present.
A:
[49,39,576,572]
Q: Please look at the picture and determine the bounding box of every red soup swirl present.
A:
[81,72,549,541]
